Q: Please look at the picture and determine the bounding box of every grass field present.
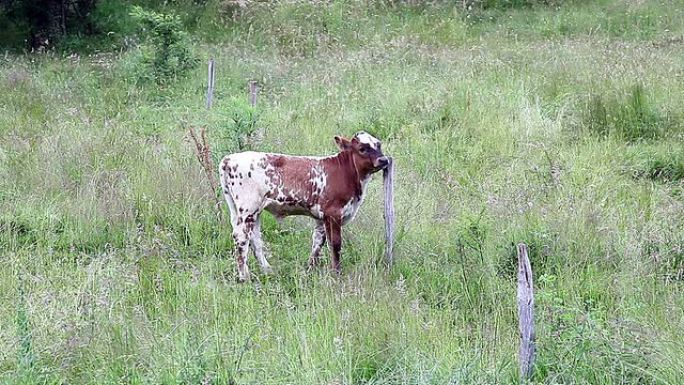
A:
[1,0,684,383]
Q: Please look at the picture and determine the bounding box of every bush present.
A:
[130,6,198,84]
[210,97,260,162]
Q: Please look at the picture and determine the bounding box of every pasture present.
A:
[1,0,683,383]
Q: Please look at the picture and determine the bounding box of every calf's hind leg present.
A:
[308,220,326,268]
[250,216,273,274]
[220,186,251,281]
[232,220,253,282]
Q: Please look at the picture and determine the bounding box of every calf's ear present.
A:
[334,136,352,151]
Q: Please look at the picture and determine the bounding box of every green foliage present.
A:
[642,154,684,183]
[130,6,198,84]
[15,286,34,374]
[477,0,553,10]
[60,0,142,52]
[216,97,260,154]
[0,0,98,51]
[627,146,684,183]
[584,84,679,142]
[534,273,656,384]
[646,157,684,183]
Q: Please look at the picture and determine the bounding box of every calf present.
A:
[219,131,389,281]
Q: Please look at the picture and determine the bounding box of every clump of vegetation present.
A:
[129,6,198,84]
[584,84,676,142]
[644,155,684,183]
[0,0,99,51]
[475,0,560,10]
[628,147,684,183]
[210,97,260,160]
[644,240,684,283]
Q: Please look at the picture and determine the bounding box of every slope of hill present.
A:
[1,1,683,383]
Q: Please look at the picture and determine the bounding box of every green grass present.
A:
[1,0,684,383]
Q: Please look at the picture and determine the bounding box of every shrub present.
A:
[210,97,260,163]
[130,6,198,84]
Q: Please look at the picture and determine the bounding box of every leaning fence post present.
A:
[248,80,259,107]
[517,243,535,382]
[206,58,215,109]
[383,157,395,267]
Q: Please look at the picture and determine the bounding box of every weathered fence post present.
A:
[383,157,395,267]
[249,80,259,107]
[517,243,535,382]
[206,58,215,109]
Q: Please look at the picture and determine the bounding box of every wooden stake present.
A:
[383,157,395,267]
[206,59,215,109]
[249,80,259,107]
[517,243,535,382]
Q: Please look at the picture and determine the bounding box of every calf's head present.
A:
[334,131,389,174]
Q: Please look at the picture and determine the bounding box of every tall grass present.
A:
[1,0,684,383]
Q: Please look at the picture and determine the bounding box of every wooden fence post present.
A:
[517,243,535,382]
[383,157,395,267]
[206,59,215,109]
[249,80,259,107]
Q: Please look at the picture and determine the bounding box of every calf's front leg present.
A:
[324,215,343,274]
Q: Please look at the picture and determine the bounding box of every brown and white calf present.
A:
[219,132,389,281]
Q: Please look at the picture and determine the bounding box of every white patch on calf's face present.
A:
[354,131,381,151]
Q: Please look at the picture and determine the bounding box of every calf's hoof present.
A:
[307,258,321,271]
[237,269,251,283]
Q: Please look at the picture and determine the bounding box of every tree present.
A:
[0,0,97,50]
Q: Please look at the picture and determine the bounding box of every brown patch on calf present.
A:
[319,151,363,208]
[269,156,286,168]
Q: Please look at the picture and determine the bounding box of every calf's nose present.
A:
[377,156,389,168]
